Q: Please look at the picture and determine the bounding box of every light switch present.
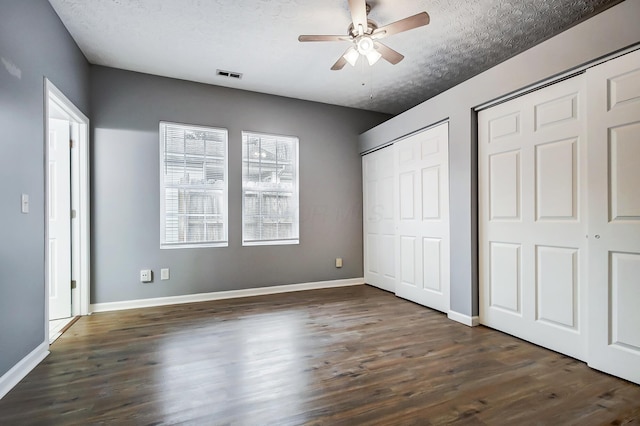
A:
[161,268,170,280]
[21,194,29,214]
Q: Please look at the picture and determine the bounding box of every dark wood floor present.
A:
[1,285,639,425]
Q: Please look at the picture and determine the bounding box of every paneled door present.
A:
[478,76,588,360]
[48,118,72,320]
[395,123,450,313]
[363,145,396,292]
[586,49,640,385]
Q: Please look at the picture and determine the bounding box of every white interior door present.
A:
[586,49,640,385]
[363,145,396,292]
[479,76,588,360]
[48,117,72,320]
[395,123,450,313]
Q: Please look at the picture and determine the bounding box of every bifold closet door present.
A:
[478,76,588,360]
[586,49,640,385]
[363,145,396,292]
[395,123,450,313]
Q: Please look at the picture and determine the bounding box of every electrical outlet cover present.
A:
[140,269,152,283]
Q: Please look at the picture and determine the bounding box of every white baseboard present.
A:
[0,341,49,400]
[448,310,480,327]
[91,278,365,313]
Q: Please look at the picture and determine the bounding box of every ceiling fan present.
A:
[298,0,430,70]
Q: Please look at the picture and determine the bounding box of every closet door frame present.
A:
[478,46,640,384]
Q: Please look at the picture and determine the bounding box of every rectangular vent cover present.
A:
[216,69,243,79]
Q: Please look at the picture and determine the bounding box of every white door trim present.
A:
[44,79,91,342]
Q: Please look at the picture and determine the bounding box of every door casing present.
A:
[44,79,90,343]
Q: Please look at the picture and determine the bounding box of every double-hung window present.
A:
[242,132,299,245]
[160,122,228,248]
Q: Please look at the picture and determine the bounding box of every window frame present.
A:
[241,131,300,246]
[159,121,229,249]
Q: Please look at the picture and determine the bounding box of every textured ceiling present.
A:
[48,0,621,115]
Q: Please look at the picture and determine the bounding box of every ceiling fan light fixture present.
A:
[365,49,382,65]
[344,48,360,67]
[356,36,374,54]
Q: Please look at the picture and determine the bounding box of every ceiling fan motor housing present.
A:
[347,20,378,39]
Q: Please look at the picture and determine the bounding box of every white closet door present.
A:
[363,145,396,292]
[587,49,640,385]
[395,123,450,313]
[479,76,588,360]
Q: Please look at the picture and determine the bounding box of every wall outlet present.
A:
[335,258,343,268]
[21,194,29,214]
[161,268,170,280]
[140,269,152,283]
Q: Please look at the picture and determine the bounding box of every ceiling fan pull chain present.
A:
[360,60,374,101]
[369,64,374,100]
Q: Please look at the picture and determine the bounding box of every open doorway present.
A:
[44,79,90,343]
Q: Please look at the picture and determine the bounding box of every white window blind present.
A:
[242,132,299,246]
[160,122,228,248]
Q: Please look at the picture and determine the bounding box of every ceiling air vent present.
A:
[216,69,243,79]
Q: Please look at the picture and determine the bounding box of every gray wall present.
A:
[0,1,90,377]
[90,66,390,304]
[359,0,640,318]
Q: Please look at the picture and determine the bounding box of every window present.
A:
[242,132,299,245]
[160,122,228,248]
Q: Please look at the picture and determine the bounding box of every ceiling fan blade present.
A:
[298,34,350,42]
[373,12,430,39]
[348,0,368,33]
[375,42,404,65]
[331,56,348,71]
[331,46,357,70]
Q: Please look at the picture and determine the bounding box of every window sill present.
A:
[161,242,228,249]
[242,239,299,247]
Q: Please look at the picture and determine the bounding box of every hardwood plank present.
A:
[0,285,638,424]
